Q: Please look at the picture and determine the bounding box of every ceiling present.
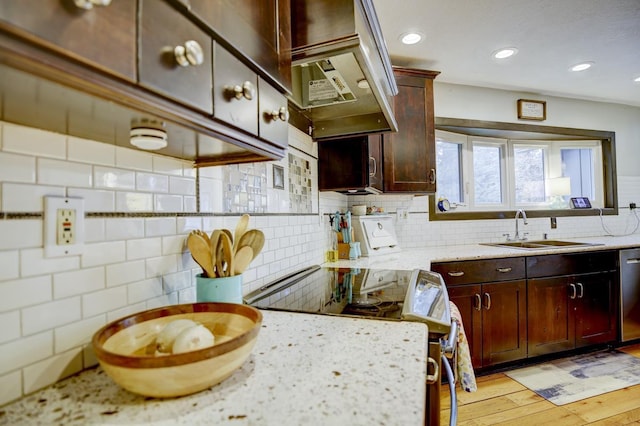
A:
[371,0,640,107]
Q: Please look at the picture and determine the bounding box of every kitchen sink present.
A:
[481,240,603,250]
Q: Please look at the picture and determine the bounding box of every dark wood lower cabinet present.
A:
[527,271,617,357]
[448,280,527,369]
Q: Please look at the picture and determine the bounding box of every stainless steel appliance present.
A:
[245,266,457,425]
[620,248,640,341]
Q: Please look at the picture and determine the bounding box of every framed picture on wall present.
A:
[273,165,285,189]
[517,99,547,121]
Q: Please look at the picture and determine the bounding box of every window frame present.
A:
[429,118,618,221]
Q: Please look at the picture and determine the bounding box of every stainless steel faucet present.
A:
[514,209,528,241]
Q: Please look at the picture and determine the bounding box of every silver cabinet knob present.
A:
[267,106,289,122]
[174,40,204,67]
[74,0,112,9]
[228,81,255,101]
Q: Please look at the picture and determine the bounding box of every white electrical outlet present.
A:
[397,208,409,221]
[45,196,85,257]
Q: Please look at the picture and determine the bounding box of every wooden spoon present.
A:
[209,230,222,277]
[221,229,233,246]
[234,245,254,275]
[216,231,234,277]
[187,231,215,278]
[236,229,265,260]
[233,214,250,250]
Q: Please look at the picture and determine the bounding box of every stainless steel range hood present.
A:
[289,0,398,140]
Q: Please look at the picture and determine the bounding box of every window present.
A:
[435,130,604,212]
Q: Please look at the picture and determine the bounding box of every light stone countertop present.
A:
[324,235,640,271]
[0,310,428,426]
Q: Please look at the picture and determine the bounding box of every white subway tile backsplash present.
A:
[2,123,66,159]
[162,270,192,294]
[22,348,83,395]
[94,166,135,190]
[22,297,82,336]
[0,275,52,311]
[1,183,65,212]
[0,250,19,281]
[81,241,126,268]
[0,311,20,344]
[37,158,92,188]
[126,237,162,260]
[169,176,196,195]
[105,218,144,241]
[0,371,21,407]
[136,172,168,193]
[153,155,187,176]
[82,286,127,317]
[0,152,36,183]
[115,146,153,171]
[106,260,146,287]
[128,277,163,304]
[67,188,115,212]
[0,331,52,375]
[20,248,80,277]
[84,218,105,243]
[145,217,176,237]
[184,196,197,212]
[162,235,186,256]
[155,194,183,212]
[115,191,153,212]
[146,254,179,278]
[67,136,116,166]
[178,216,203,234]
[55,315,105,353]
[53,267,105,299]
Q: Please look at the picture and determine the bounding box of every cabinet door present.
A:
[527,276,574,356]
[482,280,527,366]
[382,69,438,193]
[0,0,136,80]
[368,134,383,192]
[575,271,617,347]
[139,0,213,113]
[188,0,291,92]
[318,137,370,192]
[447,285,482,369]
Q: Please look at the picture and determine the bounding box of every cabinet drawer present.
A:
[527,250,618,278]
[258,76,288,148]
[0,0,136,80]
[431,257,526,286]
[213,43,258,135]
[139,0,213,113]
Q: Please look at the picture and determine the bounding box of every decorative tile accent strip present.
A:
[288,152,313,213]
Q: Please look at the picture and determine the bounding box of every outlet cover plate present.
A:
[44,196,85,258]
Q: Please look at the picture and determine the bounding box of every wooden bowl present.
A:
[92,303,262,398]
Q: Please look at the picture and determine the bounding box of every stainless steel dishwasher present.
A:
[620,248,640,341]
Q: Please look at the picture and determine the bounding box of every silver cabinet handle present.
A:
[74,0,111,9]
[626,258,640,264]
[577,282,584,299]
[447,271,464,277]
[227,81,255,101]
[426,357,439,384]
[483,292,491,310]
[429,168,436,184]
[569,283,577,299]
[369,156,377,177]
[267,106,289,122]
[496,267,512,273]
[174,40,204,67]
[474,293,482,311]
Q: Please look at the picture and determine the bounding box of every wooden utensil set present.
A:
[187,214,265,278]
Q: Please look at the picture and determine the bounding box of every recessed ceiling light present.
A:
[492,47,518,59]
[570,62,594,72]
[400,32,423,45]
[634,76,640,83]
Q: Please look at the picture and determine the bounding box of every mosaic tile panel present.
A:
[288,152,313,213]
[223,163,268,213]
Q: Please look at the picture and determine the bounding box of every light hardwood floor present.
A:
[440,344,640,425]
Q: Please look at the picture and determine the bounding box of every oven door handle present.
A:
[426,356,439,384]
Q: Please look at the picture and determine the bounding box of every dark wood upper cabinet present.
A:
[186,0,292,93]
[0,0,136,81]
[383,67,440,193]
[139,0,213,113]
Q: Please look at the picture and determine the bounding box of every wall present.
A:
[0,122,333,406]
